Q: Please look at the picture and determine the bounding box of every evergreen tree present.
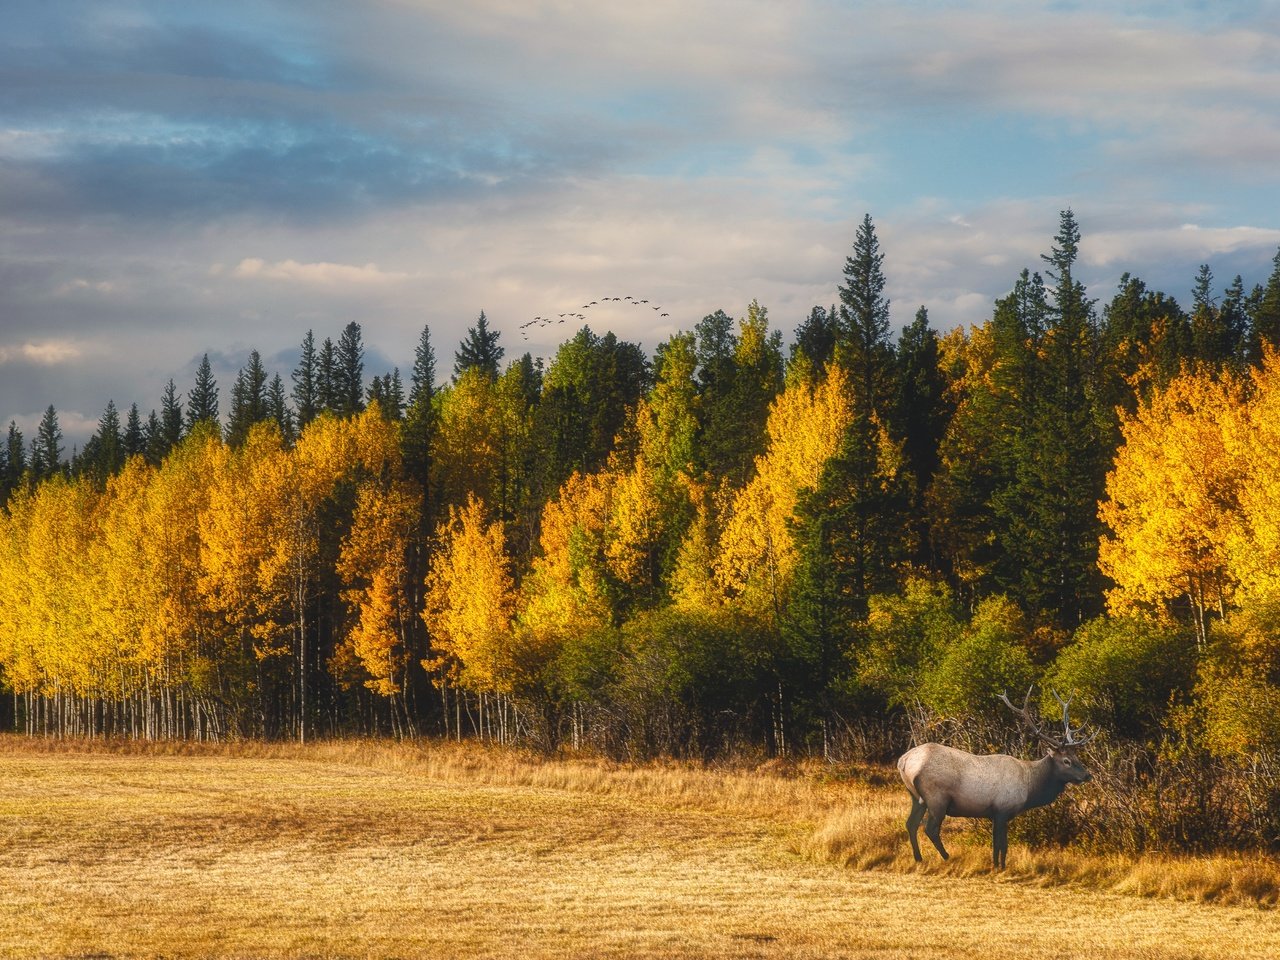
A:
[403,325,438,489]
[317,337,338,413]
[335,321,366,415]
[1005,210,1106,625]
[1,420,24,503]
[1251,247,1280,359]
[144,409,166,465]
[266,373,294,443]
[83,399,125,479]
[838,213,896,420]
[409,324,437,409]
[225,349,269,446]
[790,304,840,374]
[894,307,950,565]
[386,368,405,421]
[32,405,63,479]
[160,378,184,452]
[186,353,220,430]
[693,308,742,482]
[454,311,503,381]
[292,330,320,429]
[123,403,145,458]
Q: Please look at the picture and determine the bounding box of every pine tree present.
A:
[292,330,320,429]
[1005,210,1106,625]
[403,325,438,502]
[335,321,366,415]
[453,311,503,381]
[838,213,895,420]
[144,409,166,465]
[32,405,63,479]
[1251,247,1280,359]
[317,337,337,413]
[790,304,839,374]
[225,349,269,446]
[894,307,949,565]
[385,368,405,421]
[0,420,23,503]
[160,378,184,452]
[409,324,436,409]
[187,353,220,429]
[123,403,145,458]
[266,373,294,444]
[85,399,125,479]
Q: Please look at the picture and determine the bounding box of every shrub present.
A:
[1045,615,1195,739]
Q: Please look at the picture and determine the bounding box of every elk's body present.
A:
[899,691,1094,868]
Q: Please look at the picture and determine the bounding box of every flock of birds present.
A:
[518,296,670,340]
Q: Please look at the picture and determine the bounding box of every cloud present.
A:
[231,257,411,286]
[0,339,83,365]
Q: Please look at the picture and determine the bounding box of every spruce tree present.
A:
[267,373,294,443]
[335,321,365,415]
[160,378,184,452]
[32,405,63,479]
[225,349,269,446]
[1251,247,1280,359]
[894,307,949,565]
[403,325,437,487]
[1006,210,1106,625]
[3,421,25,494]
[86,399,125,478]
[292,330,320,429]
[838,213,895,420]
[453,311,503,381]
[186,353,220,430]
[317,337,337,413]
[790,304,839,373]
[144,409,166,465]
[123,403,145,458]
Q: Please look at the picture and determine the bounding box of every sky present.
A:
[4,0,1280,448]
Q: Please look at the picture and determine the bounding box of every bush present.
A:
[919,595,1035,721]
[856,577,962,708]
[1045,615,1195,739]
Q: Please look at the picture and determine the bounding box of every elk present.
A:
[897,689,1096,868]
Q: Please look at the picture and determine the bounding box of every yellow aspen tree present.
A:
[519,470,616,653]
[336,478,421,706]
[423,495,518,694]
[430,368,506,513]
[715,364,857,620]
[1226,345,1280,605]
[1098,366,1246,645]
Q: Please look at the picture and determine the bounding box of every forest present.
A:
[2,211,1280,850]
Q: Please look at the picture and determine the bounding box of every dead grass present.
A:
[1,735,1278,958]
[800,775,1280,909]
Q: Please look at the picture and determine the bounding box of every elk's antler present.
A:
[998,686,1059,747]
[1050,689,1098,747]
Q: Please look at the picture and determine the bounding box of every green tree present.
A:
[790,304,839,374]
[1250,247,1280,360]
[160,378,184,452]
[334,322,366,415]
[123,404,145,459]
[838,213,896,420]
[186,353,220,430]
[454,311,503,382]
[226,350,270,447]
[266,373,295,444]
[894,306,949,564]
[292,330,321,429]
[31,405,64,480]
[1,421,26,503]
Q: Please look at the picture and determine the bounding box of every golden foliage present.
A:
[714,364,857,618]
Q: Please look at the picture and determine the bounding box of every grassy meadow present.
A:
[1,736,1278,959]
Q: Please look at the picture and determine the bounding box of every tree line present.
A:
[2,212,1280,787]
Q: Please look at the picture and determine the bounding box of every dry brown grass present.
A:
[803,778,1280,909]
[1,735,1278,959]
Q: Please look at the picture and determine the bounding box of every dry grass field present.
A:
[1,736,1277,959]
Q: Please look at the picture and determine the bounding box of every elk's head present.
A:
[999,687,1096,784]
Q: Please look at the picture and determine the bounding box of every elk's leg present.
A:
[923,806,949,860]
[992,816,1009,870]
[905,795,926,862]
